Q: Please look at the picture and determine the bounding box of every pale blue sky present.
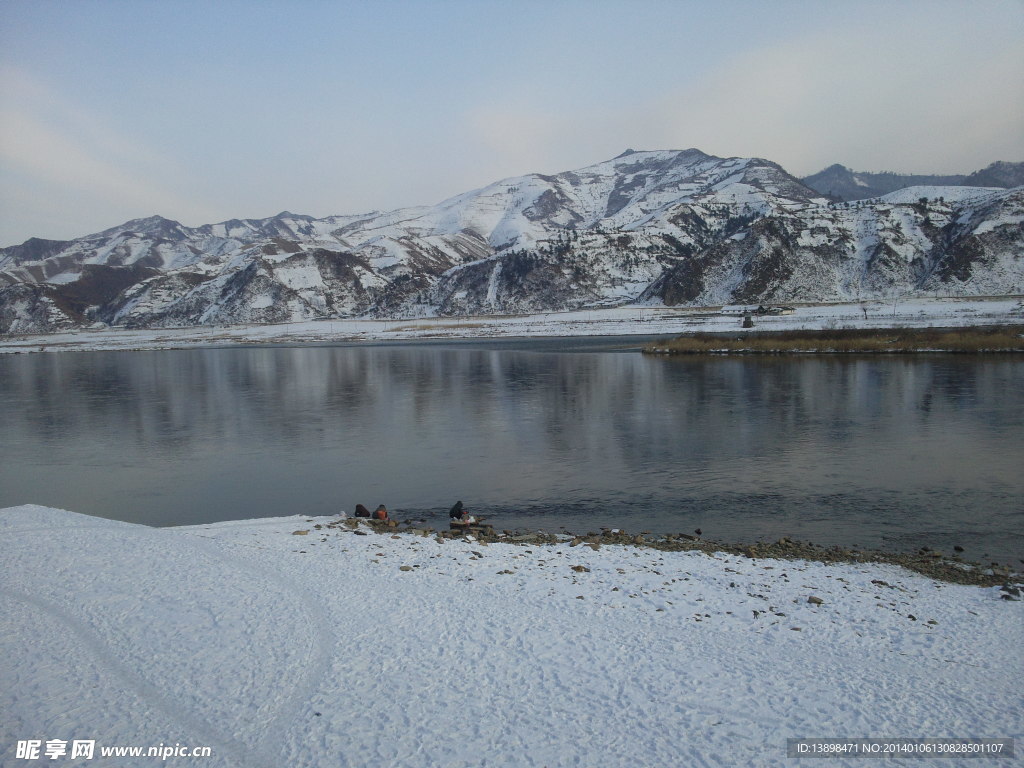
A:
[2,0,1022,246]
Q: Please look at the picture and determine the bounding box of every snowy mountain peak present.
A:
[99,215,185,237]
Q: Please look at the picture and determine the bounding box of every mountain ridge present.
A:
[2,149,1021,334]
[800,161,1024,202]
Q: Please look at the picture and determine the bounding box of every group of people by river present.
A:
[351,500,476,524]
[353,504,390,521]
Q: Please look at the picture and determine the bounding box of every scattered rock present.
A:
[284,518,1013,588]
[571,565,591,573]
[399,565,413,572]
[807,595,824,605]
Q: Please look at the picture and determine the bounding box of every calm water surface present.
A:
[1,340,1021,564]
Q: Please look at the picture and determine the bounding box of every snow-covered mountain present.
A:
[2,149,1022,333]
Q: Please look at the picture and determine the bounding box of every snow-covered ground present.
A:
[2,505,1020,767]
[2,296,1022,354]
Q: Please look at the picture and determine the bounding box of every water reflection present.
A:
[0,345,1021,563]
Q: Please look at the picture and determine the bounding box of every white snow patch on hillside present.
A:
[271,259,324,292]
[974,213,1024,236]
[878,186,1002,204]
[485,259,503,307]
[43,272,80,285]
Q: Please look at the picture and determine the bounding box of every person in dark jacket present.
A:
[449,501,465,520]
[354,504,371,518]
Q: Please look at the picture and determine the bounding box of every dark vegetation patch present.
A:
[1,237,73,263]
[644,325,1024,355]
[51,263,161,317]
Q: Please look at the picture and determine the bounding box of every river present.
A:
[1,339,1021,564]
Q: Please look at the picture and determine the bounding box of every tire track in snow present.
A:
[175,529,336,755]
[3,522,336,766]
[4,587,273,768]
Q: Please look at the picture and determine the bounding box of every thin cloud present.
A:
[641,21,1024,175]
[0,69,214,242]
[456,14,1023,180]
[2,3,1022,246]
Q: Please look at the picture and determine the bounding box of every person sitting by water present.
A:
[373,504,389,521]
[354,504,371,518]
[449,501,477,525]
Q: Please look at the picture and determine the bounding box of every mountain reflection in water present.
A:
[1,341,1021,564]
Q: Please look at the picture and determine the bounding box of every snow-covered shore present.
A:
[2,505,1020,767]
[1,296,1022,354]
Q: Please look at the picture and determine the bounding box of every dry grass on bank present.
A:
[645,325,1024,355]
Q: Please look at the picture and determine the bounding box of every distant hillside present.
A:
[963,161,1024,189]
[2,149,1023,334]
[801,162,1024,202]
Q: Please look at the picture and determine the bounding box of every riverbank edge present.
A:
[320,517,1022,589]
[643,325,1024,355]
[2,297,1022,354]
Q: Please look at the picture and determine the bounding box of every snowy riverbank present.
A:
[1,296,1022,353]
[2,505,1020,767]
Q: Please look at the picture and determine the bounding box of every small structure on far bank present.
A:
[721,304,795,317]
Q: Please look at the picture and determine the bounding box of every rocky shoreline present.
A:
[307,516,1021,591]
